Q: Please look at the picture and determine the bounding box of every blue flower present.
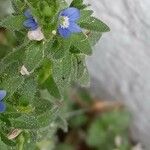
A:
[23,9,39,31]
[0,90,6,113]
[58,7,81,38]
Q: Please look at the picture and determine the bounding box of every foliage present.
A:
[55,87,132,150]
[0,0,109,149]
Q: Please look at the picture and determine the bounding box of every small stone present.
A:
[132,143,143,150]
[27,27,44,41]
[7,129,22,140]
[20,65,30,76]
[115,135,122,147]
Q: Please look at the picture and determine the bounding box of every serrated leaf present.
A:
[79,16,110,32]
[43,76,61,99]
[0,62,25,98]
[48,37,71,60]
[0,132,16,147]
[87,31,102,46]
[11,0,25,14]
[57,0,68,10]
[0,42,28,75]
[52,52,90,96]
[71,33,92,55]
[3,104,22,119]
[11,105,59,129]
[18,77,37,105]
[38,59,61,99]
[79,10,93,21]
[24,43,45,72]
[52,53,73,96]
[78,67,90,87]
[0,15,25,31]
[70,0,88,9]
[71,55,86,81]
[71,54,90,86]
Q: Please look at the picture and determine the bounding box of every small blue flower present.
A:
[23,9,39,31]
[0,90,6,113]
[58,7,81,38]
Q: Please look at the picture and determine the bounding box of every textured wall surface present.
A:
[84,0,150,149]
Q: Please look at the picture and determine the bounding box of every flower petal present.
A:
[23,19,38,30]
[58,26,71,38]
[0,90,6,101]
[24,9,32,18]
[60,7,80,21]
[0,102,6,113]
[68,23,81,33]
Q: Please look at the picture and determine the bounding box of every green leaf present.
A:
[0,138,9,150]
[79,16,110,32]
[79,10,110,32]
[0,15,25,31]
[0,62,25,98]
[14,31,26,44]
[18,77,37,105]
[36,139,55,150]
[0,42,28,75]
[0,0,111,148]
[87,31,102,46]
[70,54,90,86]
[1,75,24,99]
[43,76,61,99]
[3,104,22,119]
[71,33,92,55]
[70,0,88,9]
[48,37,71,60]
[24,43,45,72]
[39,59,61,99]
[79,10,93,21]
[77,67,90,87]
[0,45,11,59]
[71,55,86,81]
[0,132,16,147]
[11,0,25,14]
[57,0,68,10]
[86,111,130,148]
[11,105,59,129]
[33,98,53,115]
[38,59,52,85]
[52,53,73,96]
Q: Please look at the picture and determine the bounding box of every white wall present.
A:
[86,0,150,149]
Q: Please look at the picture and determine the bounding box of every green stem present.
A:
[18,134,25,150]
